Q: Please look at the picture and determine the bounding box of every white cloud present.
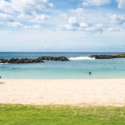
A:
[82,0,125,8]
[111,15,125,24]
[57,7,125,34]
[7,22,24,28]
[0,0,53,14]
[58,8,85,22]
[107,28,115,32]
[68,17,79,26]
[57,16,104,34]
[70,8,84,17]
[85,24,103,34]
[60,13,67,19]
[57,24,74,31]
[116,0,125,8]
[48,3,53,7]
[30,14,49,23]
[0,12,42,30]
[80,23,88,28]
[82,0,111,6]
[7,22,41,29]
[18,11,49,23]
[7,22,32,29]
[57,17,80,31]
[0,0,52,24]
[32,25,41,29]
[0,13,14,22]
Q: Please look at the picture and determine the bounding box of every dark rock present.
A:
[0,59,9,63]
[0,56,69,64]
[37,56,69,61]
[89,54,125,59]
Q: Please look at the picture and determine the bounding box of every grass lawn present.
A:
[122,53,125,56]
[0,104,125,125]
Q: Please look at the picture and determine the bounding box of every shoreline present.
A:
[1,78,125,79]
[0,79,125,106]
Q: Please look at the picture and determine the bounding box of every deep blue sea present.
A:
[0,52,125,79]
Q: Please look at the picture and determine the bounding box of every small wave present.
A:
[0,63,8,64]
[69,56,95,60]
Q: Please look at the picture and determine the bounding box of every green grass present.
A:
[0,104,125,125]
[122,53,125,56]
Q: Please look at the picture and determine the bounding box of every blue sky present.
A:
[0,0,125,52]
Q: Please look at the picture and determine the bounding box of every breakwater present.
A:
[89,54,125,59]
[0,56,69,64]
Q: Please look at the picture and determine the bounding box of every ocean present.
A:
[0,52,125,79]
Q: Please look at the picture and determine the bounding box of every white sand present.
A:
[0,79,125,106]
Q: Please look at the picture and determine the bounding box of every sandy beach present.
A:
[0,79,125,106]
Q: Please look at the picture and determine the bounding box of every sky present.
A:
[0,0,125,52]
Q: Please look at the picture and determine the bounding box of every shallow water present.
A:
[0,52,125,79]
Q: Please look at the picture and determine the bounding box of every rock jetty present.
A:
[89,54,125,59]
[0,56,69,64]
[37,56,69,61]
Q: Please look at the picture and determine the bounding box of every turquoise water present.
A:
[0,52,125,79]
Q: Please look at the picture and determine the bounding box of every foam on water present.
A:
[0,63,8,64]
[69,56,95,60]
